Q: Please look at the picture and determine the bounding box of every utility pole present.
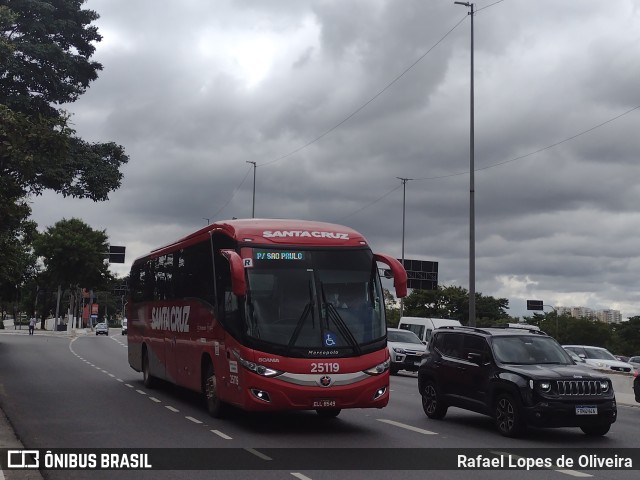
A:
[247,161,257,218]
[454,1,475,326]
[396,177,413,317]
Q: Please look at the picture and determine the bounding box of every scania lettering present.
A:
[127,219,406,418]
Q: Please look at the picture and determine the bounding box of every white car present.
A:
[387,328,427,375]
[563,345,634,373]
[121,318,128,335]
[628,355,640,372]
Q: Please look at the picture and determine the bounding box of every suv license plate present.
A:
[313,399,336,408]
[576,405,597,415]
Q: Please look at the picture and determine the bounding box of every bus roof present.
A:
[140,218,370,260]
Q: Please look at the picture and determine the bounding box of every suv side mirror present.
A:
[467,352,482,364]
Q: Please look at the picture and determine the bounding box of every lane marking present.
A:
[210,429,232,440]
[136,389,147,395]
[186,416,203,424]
[245,448,272,461]
[377,418,438,435]
[291,474,313,480]
[165,406,179,413]
[149,397,162,403]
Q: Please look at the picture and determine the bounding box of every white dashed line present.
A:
[125,384,134,388]
[149,397,161,403]
[136,389,147,395]
[210,429,232,440]
[165,406,179,413]
[291,474,313,480]
[185,416,203,424]
[245,448,272,461]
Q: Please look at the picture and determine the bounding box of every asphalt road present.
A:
[1,328,639,480]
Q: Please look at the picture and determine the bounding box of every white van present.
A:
[397,316,462,344]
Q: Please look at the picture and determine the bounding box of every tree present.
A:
[402,285,513,324]
[33,218,112,290]
[383,288,400,327]
[0,0,128,286]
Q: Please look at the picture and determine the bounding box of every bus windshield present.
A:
[244,248,385,353]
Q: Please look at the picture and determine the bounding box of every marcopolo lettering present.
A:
[151,306,190,332]
[262,230,349,240]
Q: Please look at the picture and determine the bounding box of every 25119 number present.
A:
[311,362,340,373]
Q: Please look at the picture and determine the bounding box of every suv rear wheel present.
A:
[495,393,525,437]
[421,380,448,419]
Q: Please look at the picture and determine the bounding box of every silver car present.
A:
[563,345,634,373]
[388,328,427,375]
[95,322,109,336]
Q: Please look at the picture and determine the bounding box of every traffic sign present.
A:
[526,300,544,311]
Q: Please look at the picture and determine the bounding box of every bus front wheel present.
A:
[204,363,226,418]
[316,408,341,418]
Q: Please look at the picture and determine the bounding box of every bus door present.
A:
[217,290,244,406]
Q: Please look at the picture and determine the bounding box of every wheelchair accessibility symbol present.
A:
[324,332,337,347]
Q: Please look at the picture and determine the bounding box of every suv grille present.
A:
[556,380,602,396]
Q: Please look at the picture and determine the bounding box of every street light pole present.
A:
[455,1,475,327]
[396,177,413,317]
[247,161,257,218]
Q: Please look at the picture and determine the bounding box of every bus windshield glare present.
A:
[244,248,385,352]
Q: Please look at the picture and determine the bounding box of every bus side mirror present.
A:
[220,249,246,296]
[374,253,408,298]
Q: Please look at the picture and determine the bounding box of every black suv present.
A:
[417,326,617,437]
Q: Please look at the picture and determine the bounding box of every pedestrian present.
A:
[28,315,36,335]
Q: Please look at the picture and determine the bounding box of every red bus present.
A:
[127,219,406,418]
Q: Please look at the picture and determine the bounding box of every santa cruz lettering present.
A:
[151,306,190,332]
[262,230,349,240]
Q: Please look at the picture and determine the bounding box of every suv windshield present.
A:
[492,336,572,365]
[388,330,422,344]
[243,248,385,353]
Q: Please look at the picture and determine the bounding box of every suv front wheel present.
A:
[421,380,448,419]
[495,393,525,437]
[580,424,610,436]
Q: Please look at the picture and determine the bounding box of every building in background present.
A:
[555,306,622,324]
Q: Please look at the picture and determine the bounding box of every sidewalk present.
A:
[0,409,44,480]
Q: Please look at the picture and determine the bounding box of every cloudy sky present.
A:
[30,0,640,319]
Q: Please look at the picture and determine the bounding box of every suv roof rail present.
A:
[494,323,548,335]
[437,325,493,335]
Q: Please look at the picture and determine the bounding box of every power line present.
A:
[209,165,253,220]
[412,104,640,181]
[336,104,640,219]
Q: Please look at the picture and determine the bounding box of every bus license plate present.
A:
[313,399,336,408]
[576,405,597,415]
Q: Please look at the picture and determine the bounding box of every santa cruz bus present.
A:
[127,218,407,418]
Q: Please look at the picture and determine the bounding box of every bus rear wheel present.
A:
[204,363,227,418]
[142,350,156,388]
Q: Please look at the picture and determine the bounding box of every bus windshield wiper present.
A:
[286,280,315,354]
[320,282,360,354]
[325,303,361,354]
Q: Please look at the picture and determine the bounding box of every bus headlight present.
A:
[236,356,283,377]
[363,359,390,376]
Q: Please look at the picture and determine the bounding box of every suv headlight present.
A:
[392,347,406,354]
[364,359,390,375]
[529,380,552,392]
[600,380,610,392]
